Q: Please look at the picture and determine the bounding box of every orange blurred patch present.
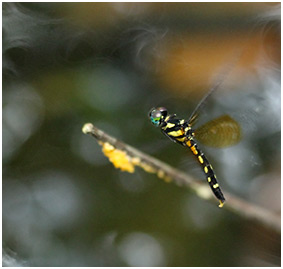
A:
[155,29,279,96]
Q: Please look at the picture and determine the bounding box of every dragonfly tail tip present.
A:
[218,200,225,208]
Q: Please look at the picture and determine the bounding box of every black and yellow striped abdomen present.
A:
[161,116,225,207]
[186,138,225,207]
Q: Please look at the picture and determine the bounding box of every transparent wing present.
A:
[195,115,241,148]
[188,82,219,126]
[188,53,241,125]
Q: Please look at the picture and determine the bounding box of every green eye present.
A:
[151,116,161,126]
[149,109,162,127]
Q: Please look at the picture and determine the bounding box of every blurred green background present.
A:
[3,3,280,266]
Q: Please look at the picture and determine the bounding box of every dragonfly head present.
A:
[149,107,168,127]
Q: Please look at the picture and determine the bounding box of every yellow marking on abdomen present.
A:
[207,177,211,182]
[186,140,192,147]
[168,129,183,137]
[198,155,204,164]
[190,146,198,155]
[204,166,208,173]
[213,183,219,189]
[218,201,224,208]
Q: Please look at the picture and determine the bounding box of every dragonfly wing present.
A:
[188,54,241,125]
[188,85,216,125]
[195,115,241,148]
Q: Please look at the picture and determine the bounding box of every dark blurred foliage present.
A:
[2,3,280,266]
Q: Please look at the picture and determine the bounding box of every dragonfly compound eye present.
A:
[149,108,163,127]
[156,107,168,117]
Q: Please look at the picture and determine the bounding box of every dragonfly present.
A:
[148,85,241,207]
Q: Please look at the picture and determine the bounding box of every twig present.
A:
[82,123,280,233]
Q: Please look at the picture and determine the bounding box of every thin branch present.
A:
[82,123,280,234]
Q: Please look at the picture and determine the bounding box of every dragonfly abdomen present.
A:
[186,138,225,207]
